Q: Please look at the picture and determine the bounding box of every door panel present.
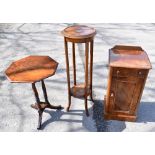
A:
[109,76,143,115]
[114,79,136,111]
[129,78,145,114]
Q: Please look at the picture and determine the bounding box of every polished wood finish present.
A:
[64,38,72,112]
[109,45,151,69]
[90,40,94,101]
[5,55,58,83]
[70,84,91,98]
[104,45,152,121]
[62,25,96,116]
[5,56,62,129]
[72,42,76,85]
[31,80,62,129]
[85,42,89,116]
[61,25,96,39]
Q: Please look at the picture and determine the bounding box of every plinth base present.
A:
[104,96,136,122]
[104,112,137,122]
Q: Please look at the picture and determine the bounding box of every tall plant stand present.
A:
[61,25,96,116]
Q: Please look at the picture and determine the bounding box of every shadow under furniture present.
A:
[5,55,63,129]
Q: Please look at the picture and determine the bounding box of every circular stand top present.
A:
[5,56,58,83]
[61,25,96,39]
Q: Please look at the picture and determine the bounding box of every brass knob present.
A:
[111,93,114,97]
[117,70,120,74]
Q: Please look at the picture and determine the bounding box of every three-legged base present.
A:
[31,102,62,130]
[32,80,63,130]
[31,102,62,111]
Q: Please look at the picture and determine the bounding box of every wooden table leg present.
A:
[90,40,94,101]
[41,80,62,110]
[64,38,71,111]
[85,42,89,116]
[72,42,76,85]
[31,82,43,130]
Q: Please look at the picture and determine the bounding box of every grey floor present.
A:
[0,23,155,132]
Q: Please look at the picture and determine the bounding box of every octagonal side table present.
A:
[5,55,63,130]
[61,25,96,116]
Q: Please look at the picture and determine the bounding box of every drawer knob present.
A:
[117,70,120,74]
[139,71,142,75]
[111,93,114,97]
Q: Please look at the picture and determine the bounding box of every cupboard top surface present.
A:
[109,45,152,69]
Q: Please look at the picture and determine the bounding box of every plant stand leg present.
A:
[85,42,89,116]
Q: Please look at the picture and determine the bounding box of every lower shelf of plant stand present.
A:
[70,84,91,98]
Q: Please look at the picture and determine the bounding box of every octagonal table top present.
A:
[61,25,96,39]
[5,55,58,83]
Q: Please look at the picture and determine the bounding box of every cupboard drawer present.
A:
[112,68,148,78]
